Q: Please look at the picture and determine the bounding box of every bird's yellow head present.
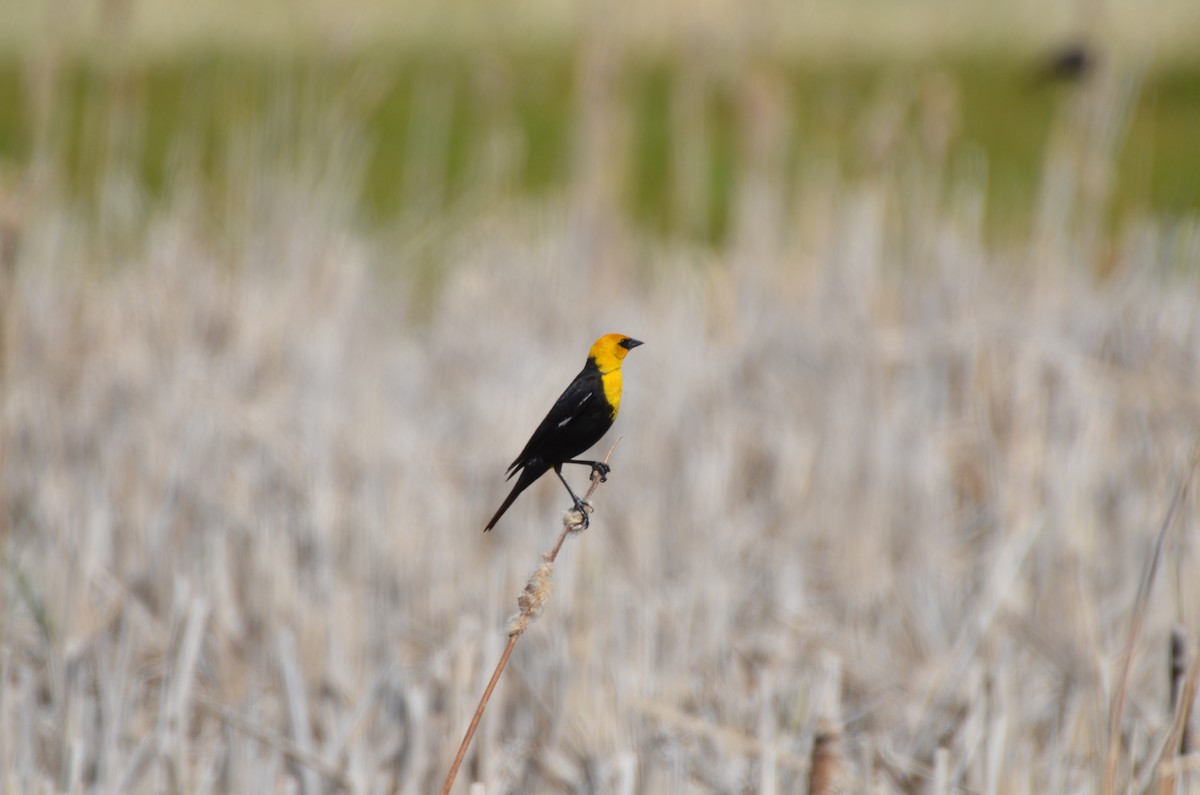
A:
[589,333,643,373]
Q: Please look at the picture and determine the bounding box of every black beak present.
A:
[620,338,644,350]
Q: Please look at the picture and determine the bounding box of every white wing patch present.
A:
[558,392,592,427]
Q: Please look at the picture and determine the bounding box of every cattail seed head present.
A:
[509,561,554,636]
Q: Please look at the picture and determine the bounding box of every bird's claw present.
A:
[566,499,593,530]
[590,462,611,483]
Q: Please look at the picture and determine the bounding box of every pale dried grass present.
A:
[2,48,1200,795]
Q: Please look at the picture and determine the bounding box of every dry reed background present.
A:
[3,7,1200,795]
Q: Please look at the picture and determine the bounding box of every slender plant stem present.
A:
[1103,442,1200,795]
[439,441,619,795]
[439,635,518,795]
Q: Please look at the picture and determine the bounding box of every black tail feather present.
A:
[484,460,547,531]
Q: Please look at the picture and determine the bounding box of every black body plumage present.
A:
[484,357,615,532]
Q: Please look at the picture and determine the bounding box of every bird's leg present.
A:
[563,459,610,483]
[553,465,592,528]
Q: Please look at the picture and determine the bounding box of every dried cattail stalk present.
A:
[1104,446,1200,795]
[1169,625,1194,755]
[1154,623,1200,793]
[808,720,845,795]
[808,652,846,795]
[439,444,617,795]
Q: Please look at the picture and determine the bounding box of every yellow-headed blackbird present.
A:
[484,333,643,532]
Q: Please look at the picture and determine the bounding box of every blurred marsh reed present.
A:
[2,7,1200,794]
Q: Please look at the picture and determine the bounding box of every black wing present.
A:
[506,365,605,476]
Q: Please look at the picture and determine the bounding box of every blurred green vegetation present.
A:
[1,47,1197,243]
